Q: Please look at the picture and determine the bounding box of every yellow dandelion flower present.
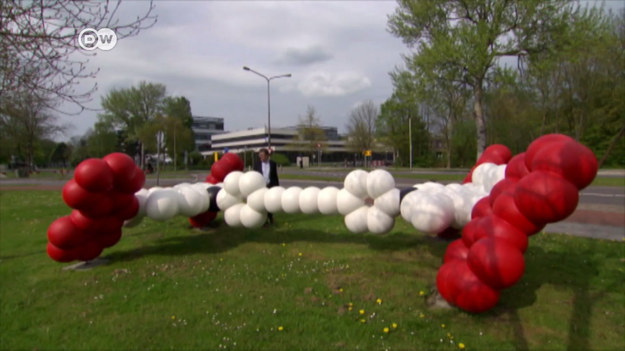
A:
[171,315,176,320]
[277,326,284,331]
[441,323,446,328]
[348,306,352,311]
[298,252,302,257]
[392,323,398,329]
[360,318,366,323]
[281,243,286,247]
[419,290,425,296]
[419,313,425,318]
[383,327,389,333]
[376,298,382,304]
[348,302,353,307]
[458,343,465,349]
[359,309,365,315]
[339,288,343,292]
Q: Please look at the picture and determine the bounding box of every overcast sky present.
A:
[58,0,623,141]
[58,0,408,140]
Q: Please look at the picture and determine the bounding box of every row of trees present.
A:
[379,0,624,167]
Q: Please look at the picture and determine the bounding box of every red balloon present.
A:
[530,140,598,190]
[47,216,89,249]
[443,239,469,263]
[488,178,518,207]
[514,171,579,224]
[62,179,109,210]
[524,134,574,170]
[46,242,76,262]
[114,166,146,194]
[110,191,135,208]
[492,192,545,236]
[77,195,114,218]
[113,196,139,221]
[210,162,228,182]
[220,153,244,171]
[467,237,525,290]
[97,228,122,248]
[452,260,501,313]
[479,144,512,165]
[69,210,123,233]
[74,240,103,261]
[205,175,220,184]
[462,215,528,252]
[103,153,137,189]
[189,211,217,228]
[505,152,529,180]
[461,217,483,248]
[74,158,114,192]
[471,197,492,219]
[436,261,460,304]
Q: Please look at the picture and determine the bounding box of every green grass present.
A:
[1,190,624,350]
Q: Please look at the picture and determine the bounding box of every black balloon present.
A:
[399,187,417,202]
[207,186,221,212]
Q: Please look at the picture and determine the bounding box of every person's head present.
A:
[258,148,270,162]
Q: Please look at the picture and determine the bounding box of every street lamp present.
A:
[243,66,291,150]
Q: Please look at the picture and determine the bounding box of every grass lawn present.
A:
[0,190,623,351]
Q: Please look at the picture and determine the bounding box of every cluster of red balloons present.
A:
[46,153,145,262]
[188,153,244,228]
[437,134,598,313]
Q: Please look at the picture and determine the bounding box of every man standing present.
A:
[253,148,279,224]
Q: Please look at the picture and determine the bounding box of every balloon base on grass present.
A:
[62,257,109,271]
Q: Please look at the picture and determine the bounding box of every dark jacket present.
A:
[253,160,279,188]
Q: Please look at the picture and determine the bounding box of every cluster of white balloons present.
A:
[123,164,508,236]
[125,182,216,226]
[400,163,506,234]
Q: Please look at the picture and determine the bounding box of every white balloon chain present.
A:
[127,165,506,235]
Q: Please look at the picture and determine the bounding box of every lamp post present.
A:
[243,66,291,150]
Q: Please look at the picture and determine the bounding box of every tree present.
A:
[85,121,119,157]
[292,106,327,158]
[0,92,62,170]
[377,91,430,167]
[346,100,378,155]
[99,81,167,167]
[138,114,194,168]
[0,0,157,112]
[162,96,193,129]
[388,0,585,159]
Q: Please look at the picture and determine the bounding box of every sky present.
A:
[57,0,408,140]
[57,0,623,141]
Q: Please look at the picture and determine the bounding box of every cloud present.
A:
[275,45,333,65]
[298,71,372,97]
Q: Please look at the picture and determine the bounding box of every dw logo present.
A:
[78,28,117,51]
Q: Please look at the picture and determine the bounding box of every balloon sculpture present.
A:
[46,134,597,313]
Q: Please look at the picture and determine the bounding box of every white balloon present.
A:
[366,169,395,199]
[216,189,242,211]
[172,182,192,190]
[344,206,369,233]
[299,187,320,214]
[134,189,149,217]
[223,171,244,196]
[147,186,164,195]
[414,182,446,193]
[344,169,369,198]
[239,171,266,198]
[281,186,302,214]
[224,203,245,227]
[264,186,285,213]
[336,188,365,215]
[145,188,179,221]
[239,204,266,228]
[471,162,496,186]
[317,186,340,215]
[374,188,400,217]
[402,191,454,234]
[247,188,268,212]
[443,187,471,229]
[176,185,205,217]
[367,206,394,234]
